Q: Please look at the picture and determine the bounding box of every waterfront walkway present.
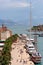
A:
[11,40,34,65]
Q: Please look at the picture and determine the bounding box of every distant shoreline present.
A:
[31,25,43,31]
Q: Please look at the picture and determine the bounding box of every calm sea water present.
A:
[9,24,43,65]
[35,37,43,65]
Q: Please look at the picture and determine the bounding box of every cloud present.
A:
[7,2,29,8]
[0,0,30,9]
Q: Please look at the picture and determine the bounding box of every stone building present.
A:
[0,24,12,41]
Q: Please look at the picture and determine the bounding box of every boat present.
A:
[39,33,43,37]
[27,0,42,63]
[28,0,36,44]
[26,37,34,43]
[31,52,42,63]
[25,42,36,54]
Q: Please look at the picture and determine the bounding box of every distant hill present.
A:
[0,19,29,26]
[0,19,18,26]
[31,25,43,31]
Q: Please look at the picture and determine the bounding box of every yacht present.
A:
[26,37,34,43]
[28,0,42,63]
[25,42,36,54]
[31,52,42,63]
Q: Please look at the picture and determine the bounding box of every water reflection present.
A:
[35,62,42,65]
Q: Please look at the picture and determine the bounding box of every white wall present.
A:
[1,31,11,41]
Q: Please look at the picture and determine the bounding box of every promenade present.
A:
[11,40,34,65]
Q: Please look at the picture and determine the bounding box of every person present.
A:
[38,52,39,56]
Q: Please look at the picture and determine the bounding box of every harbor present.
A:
[0,31,42,65]
[0,0,43,65]
[10,33,42,65]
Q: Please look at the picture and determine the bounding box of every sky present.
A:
[0,0,43,25]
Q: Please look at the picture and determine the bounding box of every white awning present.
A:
[0,43,4,46]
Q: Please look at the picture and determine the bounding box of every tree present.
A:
[0,34,18,65]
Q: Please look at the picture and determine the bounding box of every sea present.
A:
[1,23,43,65]
[36,37,43,65]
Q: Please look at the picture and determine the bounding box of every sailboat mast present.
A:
[30,0,32,39]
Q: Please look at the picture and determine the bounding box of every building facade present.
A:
[0,24,12,41]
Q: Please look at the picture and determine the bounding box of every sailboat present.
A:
[29,0,34,42]
[29,0,42,63]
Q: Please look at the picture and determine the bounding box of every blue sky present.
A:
[0,0,43,25]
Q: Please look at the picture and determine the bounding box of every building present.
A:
[0,24,12,41]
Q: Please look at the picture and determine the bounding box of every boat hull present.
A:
[31,56,41,63]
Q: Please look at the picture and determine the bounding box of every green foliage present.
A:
[0,34,18,65]
[32,25,43,31]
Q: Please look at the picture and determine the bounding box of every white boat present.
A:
[26,37,34,43]
[19,34,27,40]
[31,52,42,63]
[26,0,42,63]
[25,42,36,54]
